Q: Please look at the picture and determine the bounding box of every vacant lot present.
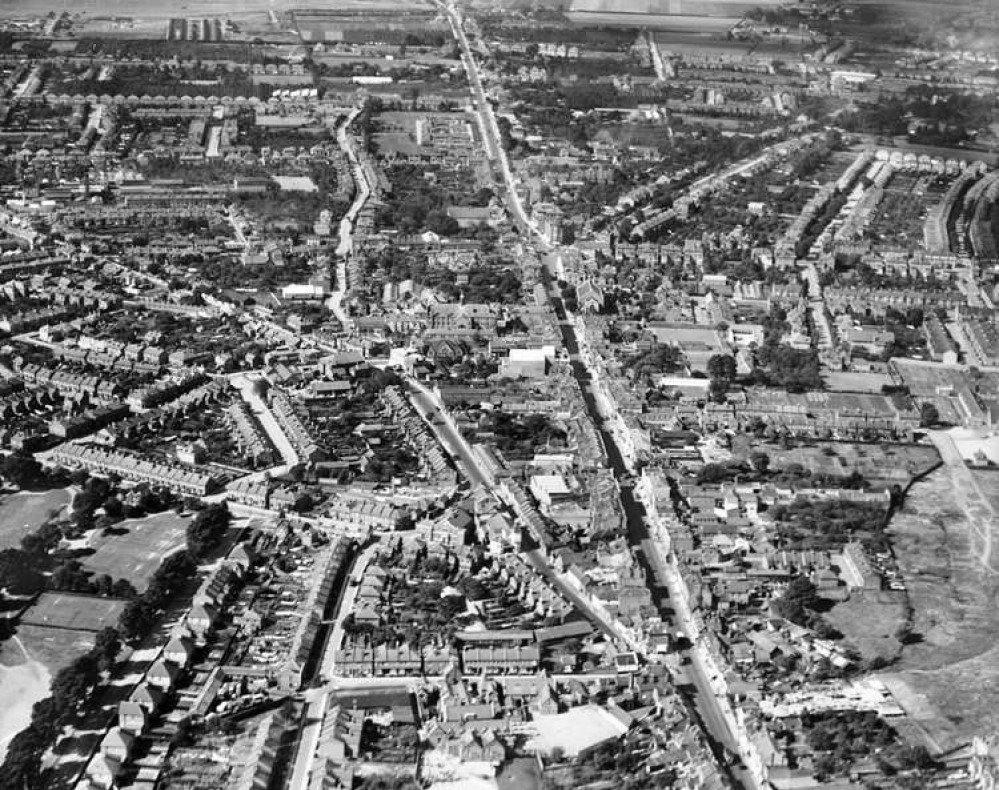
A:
[825,590,906,664]
[497,757,541,790]
[760,442,940,488]
[83,511,189,591]
[881,465,999,751]
[0,488,71,550]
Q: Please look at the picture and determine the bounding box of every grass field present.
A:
[21,592,128,633]
[825,591,906,664]
[0,488,71,551]
[83,511,190,591]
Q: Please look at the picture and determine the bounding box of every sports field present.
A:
[0,488,71,551]
[21,592,128,633]
[83,511,190,591]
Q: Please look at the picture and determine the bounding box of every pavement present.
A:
[927,429,999,577]
[406,378,490,488]
[436,0,547,247]
[287,693,328,790]
[286,542,377,790]
[229,371,299,468]
[334,105,370,259]
[402,6,762,786]
[548,293,762,789]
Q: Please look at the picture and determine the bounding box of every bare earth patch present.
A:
[880,464,999,751]
[0,637,51,764]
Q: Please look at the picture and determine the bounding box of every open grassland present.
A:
[83,511,189,591]
[881,465,999,751]
[826,591,907,664]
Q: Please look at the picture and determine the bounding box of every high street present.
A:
[547,291,760,790]
[432,4,761,785]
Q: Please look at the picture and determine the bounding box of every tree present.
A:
[708,377,727,403]
[50,654,99,715]
[111,578,138,599]
[172,716,196,747]
[919,402,939,428]
[185,503,231,559]
[93,574,114,596]
[756,345,823,392]
[50,561,94,593]
[707,353,736,383]
[0,548,45,595]
[898,744,937,770]
[0,453,42,488]
[92,627,121,672]
[625,345,684,380]
[102,496,123,519]
[749,451,770,475]
[0,725,47,787]
[118,599,155,641]
[773,576,819,625]
[251,377,270,399]
[21,522,61,556]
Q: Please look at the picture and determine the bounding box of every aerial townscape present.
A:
[0,0,996,789]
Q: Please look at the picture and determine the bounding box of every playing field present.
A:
[0,488,71,551]
[83,511,190,591]
[21,592,128,633]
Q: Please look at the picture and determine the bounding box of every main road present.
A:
[435,5,759,786]
[548,293,757,788]
[406,377,641,648]
[434,0,545,244]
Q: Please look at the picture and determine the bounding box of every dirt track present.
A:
[881,441,999,751]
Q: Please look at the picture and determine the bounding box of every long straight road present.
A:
[435,3,759,785]
[230,371,299,469]
[435,0,546,245]
[406,378,489,488]
[548,292,759,790]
